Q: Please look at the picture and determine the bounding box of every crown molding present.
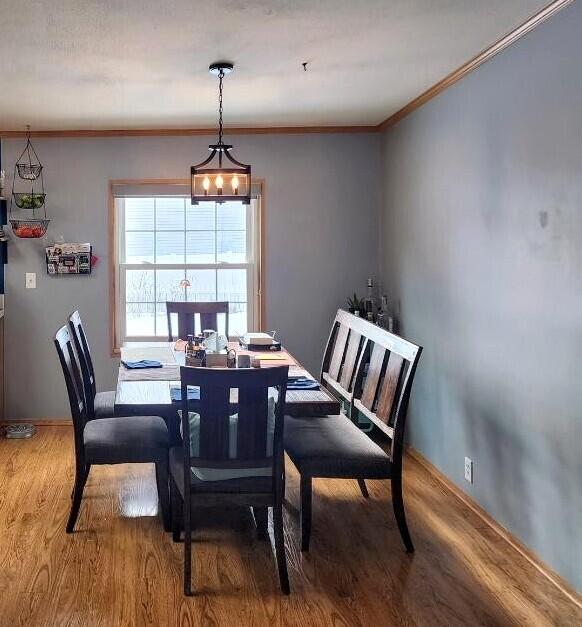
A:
[377,0,574,131]
[0,125,376,139]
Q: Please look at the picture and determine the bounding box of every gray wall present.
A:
[3,132,380,420]
[381,2,582,590]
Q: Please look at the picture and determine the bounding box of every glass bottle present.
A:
[364,277,376,322]
[377,295,388,328]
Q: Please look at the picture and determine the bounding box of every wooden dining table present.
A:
[115,340,340,441]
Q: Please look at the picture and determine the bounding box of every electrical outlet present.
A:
[464,457,473,484]
[25,272,36,289]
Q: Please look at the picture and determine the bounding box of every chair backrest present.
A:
[54,324,88,459]
[179,365,288,491]
[68,310,96,416]
[166,301,229,342]
[320,309,367,405]
[349,316,422,471]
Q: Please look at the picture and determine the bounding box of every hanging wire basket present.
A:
[15,126,43,181]
[10,218,50,239]
[16,162,43,180]
[10,126,50,239]
[12,192,46,209]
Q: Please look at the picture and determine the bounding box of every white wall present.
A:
[3,132,381,419]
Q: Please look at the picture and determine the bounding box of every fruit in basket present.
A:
[16,193,44,209]
[19,194,33,208]
[13,222,46,238]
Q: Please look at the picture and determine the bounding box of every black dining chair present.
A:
[165,301,229,341]
[68,310,116,420]
[284,315,422,553]
[54,324,170,533]
[170,364,290,596]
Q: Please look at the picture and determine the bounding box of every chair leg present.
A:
[155,461,171,532]
[253,506,268,540]
[273,504,290,595]
[357,478,369,499]
[170,476,182,543]
[184,498,193,596]
[300,475,312,552]
[70,464,90,499]
[66,464,90,533]
[391,474,414,553]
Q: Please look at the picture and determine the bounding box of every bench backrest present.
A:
[320,309,367,406]
[322,309,422,465]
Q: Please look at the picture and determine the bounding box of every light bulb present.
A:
[216,174,224,195]
[203,176,210,195]
[231,175,239,194]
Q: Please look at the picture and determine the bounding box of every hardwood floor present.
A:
[0,426,579,626]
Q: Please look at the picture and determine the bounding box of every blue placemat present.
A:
[121,359,163,369]
[287,377,320,390]
[170,386,201,402]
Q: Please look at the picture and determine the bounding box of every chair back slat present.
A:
[179,365,288,477]
[54,325,88,458]
[361,343,386,410]
[68,311,96,412]
[237,387,269,459]
[198,384,231,460]
[375,352,405,425]
[328,323,349,381]
[339,331,362,391]
[200,313,217,334]
[166,301,229,341]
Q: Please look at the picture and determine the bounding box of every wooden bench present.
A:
[284,309,423,552]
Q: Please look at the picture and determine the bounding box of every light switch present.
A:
[25,272,36,289]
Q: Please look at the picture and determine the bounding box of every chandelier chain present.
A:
[218,69,224,146]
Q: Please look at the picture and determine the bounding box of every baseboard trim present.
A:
[407,446,581,607]
[1,418,71,427]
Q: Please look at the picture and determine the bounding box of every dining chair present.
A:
[170,364,290,596]
[54,324,170,533]
[284,316,422,553]
[165,301,229,341]
[68,310,116,420]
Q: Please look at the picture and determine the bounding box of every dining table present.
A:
[115,339,340,442]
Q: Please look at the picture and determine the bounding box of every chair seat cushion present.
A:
[169,447,273,496]
[284,414,391,479]
[84,415,168,464]
[94,390,116,419]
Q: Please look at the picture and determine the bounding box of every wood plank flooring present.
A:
[0,426,579,626]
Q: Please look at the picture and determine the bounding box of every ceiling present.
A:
[0,0,548,131]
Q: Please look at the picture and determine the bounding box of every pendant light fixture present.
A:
[191,62,251,205]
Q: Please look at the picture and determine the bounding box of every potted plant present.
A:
[347,293,365,317]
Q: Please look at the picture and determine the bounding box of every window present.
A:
[112,183,261,348]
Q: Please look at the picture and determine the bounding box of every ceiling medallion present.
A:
[191,62,251,205]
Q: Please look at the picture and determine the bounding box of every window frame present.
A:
[108,179,265,355]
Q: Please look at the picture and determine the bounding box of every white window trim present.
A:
[109,180,263,353]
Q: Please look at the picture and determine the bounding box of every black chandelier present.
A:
[191,62,251,205]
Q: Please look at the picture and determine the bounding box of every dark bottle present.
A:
[186,334,195,366]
